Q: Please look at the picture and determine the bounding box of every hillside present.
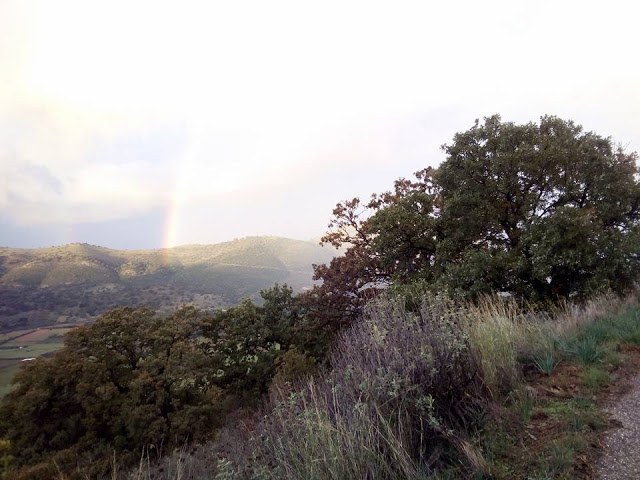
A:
[0,236,336,330]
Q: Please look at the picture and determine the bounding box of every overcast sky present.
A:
[1,0,638,249]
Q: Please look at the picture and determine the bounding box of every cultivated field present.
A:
[0,325,77,397]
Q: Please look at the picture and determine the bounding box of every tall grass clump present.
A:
[555,293,638,338]
[465,297,554,395]
[558,294,639,365]
[564,335,605,364]
[533,351,559,376]
[465,293,638,393]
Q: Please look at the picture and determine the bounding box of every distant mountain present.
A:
[0,237,336,330]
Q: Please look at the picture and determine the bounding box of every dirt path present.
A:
[597,373,640,479]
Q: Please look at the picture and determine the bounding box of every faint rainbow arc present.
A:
[161,165,187,264]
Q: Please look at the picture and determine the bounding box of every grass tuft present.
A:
[582,367,611,390]
[565,335,605,364]
[533,351,559,376]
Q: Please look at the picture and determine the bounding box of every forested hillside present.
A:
[0,237,336,330]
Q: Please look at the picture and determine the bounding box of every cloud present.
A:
[0,104,188,225]
[0,0,639,247]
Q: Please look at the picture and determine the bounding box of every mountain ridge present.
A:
[0,236,336,330]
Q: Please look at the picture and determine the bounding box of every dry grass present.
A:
[466,292,637,396]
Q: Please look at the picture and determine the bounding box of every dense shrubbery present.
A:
[145,294,638,480]
[141,294,489,479]
[0,285,327,478]
[0,306,221,477]
[257,297,486,479]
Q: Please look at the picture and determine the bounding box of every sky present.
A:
[1,0,638,249]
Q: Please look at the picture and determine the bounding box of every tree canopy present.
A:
[309,115,639,310]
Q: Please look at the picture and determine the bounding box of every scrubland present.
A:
[126,291,639,480]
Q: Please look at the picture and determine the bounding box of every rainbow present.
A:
[163,197,180,251]
[161,166,186,264]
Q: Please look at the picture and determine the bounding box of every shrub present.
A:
[253,296,488,479]
[187,295,487,480]
[272,347,317,383]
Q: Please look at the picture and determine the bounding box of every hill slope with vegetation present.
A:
[0,115,638,479]
[0,237,337,330]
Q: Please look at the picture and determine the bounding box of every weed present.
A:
[532,351,558,376]
[526,474,553,480]
[615,310,640,344]
[542,401,575,420]
[573,395,595,409]
[583,367,611,390]
[568,408,607,433]
[565,335,604,364]
[512,388,537,424]
[602,349,626,368]
[481,428,518,472]
[547,440,574,472]
[581,320,614,345]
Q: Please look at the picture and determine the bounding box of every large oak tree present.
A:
[311,115,639,306]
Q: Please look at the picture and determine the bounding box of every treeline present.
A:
[0,115,639,478]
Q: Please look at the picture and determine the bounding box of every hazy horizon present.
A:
[0,232,327,251]
[2,0,639,249]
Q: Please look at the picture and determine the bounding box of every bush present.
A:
[201,295,489,480]
[131,293,639,480]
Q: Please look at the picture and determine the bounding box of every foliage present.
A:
[0,306,222,476]
[217,295,487,480]
[582,367,611,389]
[564,335,605,364]
[310,115,640,307]
[533,351,559,376]
[199,283,316,401]
[0,284,324,478]
[436,116,639,300]
[146,295,636,480]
